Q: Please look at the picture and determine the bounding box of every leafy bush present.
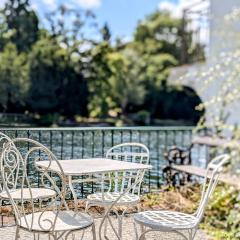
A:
[203,185,240,239]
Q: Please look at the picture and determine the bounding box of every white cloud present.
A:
[158,0,210,44]
[0,0,7,8]
[31,1,39,11]
[74,0,101,9]
[42,0,57,9]
[158,1,182,17]
[158,0,209,18]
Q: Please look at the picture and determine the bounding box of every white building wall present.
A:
[169,0,240,131]
[208,0,240,128]
[209,0,240,59]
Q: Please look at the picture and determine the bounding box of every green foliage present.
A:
[3,0,39,52]
[0,1,204,125]
[87,45,146,117]
[126,11,204,122]
[101,23,111,42]
[45,5,96,47]
[202,185,240,239]
[107,49,146,114]
[134,11,204,64]
[87,41,113,117]
[28,37,88,116]
[135,11,181,56]
[134,110,150,125]
[0,43,29,111]
[150,86,203,124]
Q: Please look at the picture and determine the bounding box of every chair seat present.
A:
[134,211,198,230]
[0,188,56,200]
[19,211,93,232]
[87,192,140,206]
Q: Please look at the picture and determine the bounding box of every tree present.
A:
[107,49,146,115]
[0,10,9,51]
[87,41,113,117]
[123,10,204,122]
[27,6,98,118]
[0,43,29,111]
[28,37,88,117]
[101,23,111,42]
[134,11,204,64]
[3,0,39,52]
[45,5,97,48]
[87,43,146,117]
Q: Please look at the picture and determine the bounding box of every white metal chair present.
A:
[0,138,96,240]
[86,143,150,239]
[0,132,56,201]
[0,132,13,225]
[133,154,230,240]
[97,160,148,240]
[0,133,56,228]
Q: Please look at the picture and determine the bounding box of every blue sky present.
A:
[94,0,170,40]
[2,0,200,40]
[29,0,187,40]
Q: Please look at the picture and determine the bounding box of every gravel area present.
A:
[0,215,212,240]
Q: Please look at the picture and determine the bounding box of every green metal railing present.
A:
[1,127,194,194]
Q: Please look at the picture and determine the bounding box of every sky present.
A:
[1,0,207,41]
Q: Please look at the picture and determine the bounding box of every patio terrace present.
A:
[0,127,214,240]
[0,216,211,240]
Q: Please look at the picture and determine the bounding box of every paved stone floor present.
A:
[0,215,211,240]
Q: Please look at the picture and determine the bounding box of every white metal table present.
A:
[36,158,152,210]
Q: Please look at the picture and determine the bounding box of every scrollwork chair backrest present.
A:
[0,138,67,232]
[0,132,13,191]
[105,143,150,196]
[0,132,12,149]
[195,154,230,222]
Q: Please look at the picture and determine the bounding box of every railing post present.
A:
[157,130,160,188]
[71,131,74,159]
[147,131,151,192]
[81,131,84,197]
[38,130,42,188]
[111,130,114,147]
[60,131,64,160]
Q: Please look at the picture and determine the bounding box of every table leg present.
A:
[68,176,78,211]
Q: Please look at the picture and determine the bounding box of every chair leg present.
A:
[133,221,139,240]
[140,224,146,240]
[134,204,142,240]
[188,229,192,240]
[137,203,141,213]
[85,201,89,213]
[14,226,20,240]
[117,215,123,239]
[72,233,76,240]
[190,228,197,240]
[92,223,97,240]
[139,230,147,240]
[103,208,108,238]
